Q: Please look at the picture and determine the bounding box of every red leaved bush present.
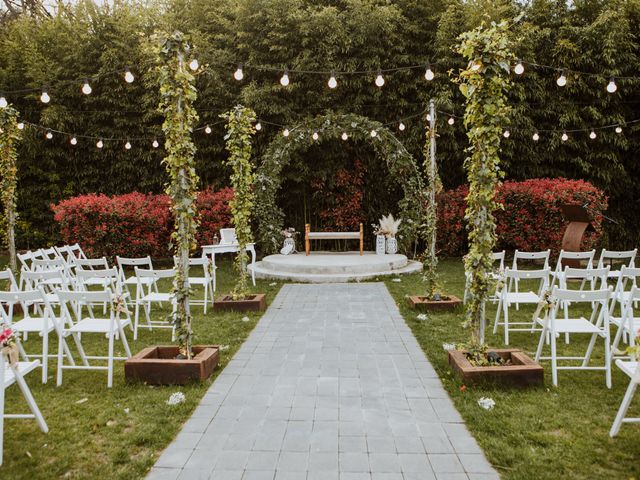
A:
[52,188,233,258]
[437,178,607,257]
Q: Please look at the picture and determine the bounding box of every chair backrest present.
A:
[31,258,68,272]
[555,249,595,273]
[117,256,153,268]
[504,267,550,281]
[173,257,210,277]
[0,268,19,291]
[512,250,551,269]
[598,248,637,269]
[68,243,88,259]
[492,251,506,270]
[57,288,114,322]
[17,251,36,271]
[560,266,610,288]
[74,257,109,270]
[0,289,51,320]
[21,268,73,291]
[75,267,122,293]
[39,247,59,260]
[219,228,237,245]
[134,267,175,280]
[551,286,612,305]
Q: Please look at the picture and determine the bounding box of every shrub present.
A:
[436,178,607,257]
[52,188,233,258]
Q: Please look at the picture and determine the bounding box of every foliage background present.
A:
[0,0,638,250]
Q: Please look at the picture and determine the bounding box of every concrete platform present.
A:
[248,251,422,283]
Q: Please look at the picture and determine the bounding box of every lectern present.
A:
[560,204,594,268]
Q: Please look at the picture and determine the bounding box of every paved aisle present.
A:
[149,283,498,480]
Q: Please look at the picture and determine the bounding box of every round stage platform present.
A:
[248,251,422,283]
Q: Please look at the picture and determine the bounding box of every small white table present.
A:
[202,243,257,291]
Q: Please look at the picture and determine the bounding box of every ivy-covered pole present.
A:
[0,105,21,274]
[153,31,200,359]
[421,99,442,298]
[457,21,513,345]
[221,105,256,300]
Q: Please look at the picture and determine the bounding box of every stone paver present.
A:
[149,283,499,480]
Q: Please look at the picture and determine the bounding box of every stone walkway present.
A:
[148,283,498,480]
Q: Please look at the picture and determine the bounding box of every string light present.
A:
[448,117,455,125]
[503,130,510,138]
[424,64,434,81]
[341,132,348,140]
[615,126,623,134]
[17,122,24,130]
[204,125,212,134]
[589,130,597,139]
[189,59,199,71]
[561,131,568,142]
[426,114,431,122]
[312,131,319,140]
[233,64,244,81]
[0,96,7,108]
[398,122,405,131]
[124,68,135,84]
[40,89,50,104]
[81,80,92,95]
[370,129,377,137]
[124,141,132,150]
[152,139,159,148]
[283,128,290,137]
[70,136,77,145]
[374,70,385,87]
[255,121,262,131]
[280,68,290,87]
[45,130,53,140]
[328,71,338,89]
[532,132,540,141]
[556,70,567,87]
[514,60,525,75]
[606,77,617,93]
[96,139,104,149]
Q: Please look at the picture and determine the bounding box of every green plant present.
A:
[221,105,256,300]
[150,31,200,359]
[456,19,514,345]
[0,105,21,273]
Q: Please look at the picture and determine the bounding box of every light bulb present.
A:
[45,130,53,140]
[40,90,50,104]
[17,122,24,130]
[424,65,434,81]
[204,125,212,134]
[557,70,567,87]
[375,70,385,87]
[370,130,377,137]
[589,131,597,139]
[283,129,290,137]
[125,141,132,150]
[312,131,319,141]
[398,123,405,131]
[503,130,510,138]
[233,64,244,81]
[280,69,290,86]
[448,117,455,125]
[81,80,92,95]
[255,122,262,131]
[328,72,337,89]
[532,132,540,141]
[606,77,617,93]
[514,60,525,75]
[70,136,77,145]
[189,59,199,71]
[561,132,568,142]
[96,139,104,149]
[341,132,348,140]
[0,96,7,108]
[152,139,159,148]
[615,126,623,134]
[426,114,431,122]
[124,69,134,83]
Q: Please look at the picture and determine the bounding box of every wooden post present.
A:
[305,224,310,256]
[359,223,363,256]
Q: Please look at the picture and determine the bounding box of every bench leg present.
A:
[359,223,363,256]
[305,224,310,256]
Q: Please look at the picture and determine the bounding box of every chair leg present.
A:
[605,333,612,389]
[107,331,115,388]
[493,297,502,334]
[134,302,140,340]
[118,322,132,358]
[72,332,90,367]
[13,367,48,433]
[56,332,64,387]
[41,330,48,384]
[550,326,558,387]
[610,380,638,437]
[582,333,599,367]
[504,305,510,345]
[203,283,208,315]
[535,324,546,362]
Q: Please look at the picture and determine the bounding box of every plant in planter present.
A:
[446,20,542,386]
[371,221,386,255]
[214,105,265,312]
[124,31,219,385]
[378,214,401,254]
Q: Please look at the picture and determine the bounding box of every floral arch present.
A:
[255,112,426,254]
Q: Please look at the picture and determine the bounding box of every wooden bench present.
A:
[305,223,363,256]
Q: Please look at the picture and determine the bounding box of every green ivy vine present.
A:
[221,105,256,300]
[150,31,200,359]
[456,20,514,345]
[0,105,21,273]
[255,112,426,255]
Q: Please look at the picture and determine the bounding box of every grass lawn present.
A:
[383,258,640,480]
[1,258,283,479]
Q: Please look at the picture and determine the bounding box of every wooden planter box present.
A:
[408,295,462,311]
[213,293,266,312]
[448,348,543,387]
[124,345,219,385]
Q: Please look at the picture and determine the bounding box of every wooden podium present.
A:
[560,204,593,267]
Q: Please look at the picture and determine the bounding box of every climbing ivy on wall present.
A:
[221,105,256,300]
[0,105,21,273]
[457,20,514,345]
[151,31,200,358]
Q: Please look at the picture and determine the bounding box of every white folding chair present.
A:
[133,268,176,340]
[510,250,551,308]
[0,268,19,292]
[551,250,595,285]
[535,286,613,387]
[493,267,549,345]
[611,285,640,361]
[68,243,88,260]
[38,247,59,261]
[56,289,132,388]
[598,248,637,281]
[76,267,130,316]
[0,350,49,466]
[116,256,159,299]
[463,251,505,304]
[609,266,640,318]
[610,360,640,437]
[0,290,75,384]
[174,256,214,314]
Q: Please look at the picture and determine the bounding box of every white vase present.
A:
[375,235,386,255]
[386,237,397,254]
